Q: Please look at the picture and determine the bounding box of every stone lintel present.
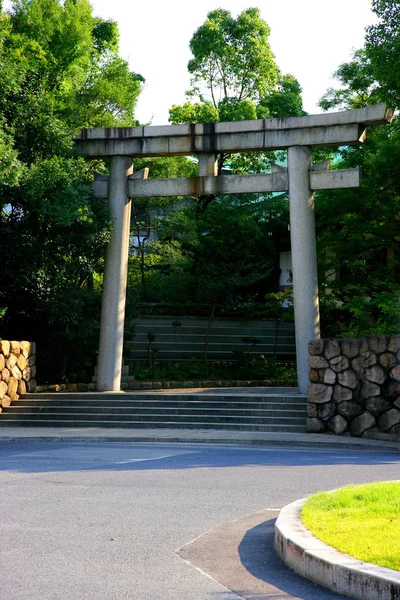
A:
[76,124,366,158]
[76,103,392,144]
[310,167,360,190]
[92,168,361,199]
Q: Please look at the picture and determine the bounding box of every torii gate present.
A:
[75,103,393,394]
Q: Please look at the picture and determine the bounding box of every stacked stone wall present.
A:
[307,335,400,437]
[0,341,36,412]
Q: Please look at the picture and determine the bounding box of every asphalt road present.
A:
[1,441,399,600]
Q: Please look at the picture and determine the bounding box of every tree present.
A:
[170,8,304,126]
[163,9,303,304]
[365,0,400,109]
[315,3,400,337]
[0,0,144,380]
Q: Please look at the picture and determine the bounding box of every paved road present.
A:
[1,442,399,600]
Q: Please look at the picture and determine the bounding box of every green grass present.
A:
[301,482,400,571]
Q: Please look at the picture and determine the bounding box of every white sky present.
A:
[4,0,379,124]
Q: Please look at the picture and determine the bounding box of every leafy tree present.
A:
[0,0,144,380]
[170,8,304,126]
[315,2,400,336]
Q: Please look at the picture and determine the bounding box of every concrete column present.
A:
[97,156,133,391]
[288,146,320,394]
[198,153,218,176]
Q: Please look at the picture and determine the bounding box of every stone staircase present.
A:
[0,389,307,432]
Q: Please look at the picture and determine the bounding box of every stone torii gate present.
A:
[75,103,393,394]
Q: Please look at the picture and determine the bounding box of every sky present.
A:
[3,0,378,124]
[88,0,378,125]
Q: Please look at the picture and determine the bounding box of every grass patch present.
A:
[301,482,400,571]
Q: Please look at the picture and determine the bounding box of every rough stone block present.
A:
[309,356,328,369]
[329,355,349,373]
[17,380,26,395]
[368,335,387,354]
[0,394,11,408]
[364,365,385,385]
[379,352,396,370]
[0,380,7,399]
[308,339,324,355]
[358,350,378,369]
[0,354,4,371]
[307,383,333,404]
[10,365,22,380]
[16,354,27,371]
[324,340,341,360]
[390,364,400,382]
[327,414,348,435]
[387,334,400,353]
[351,357,364,376]
[22,367,32,382]
[19,341,31,358]
[366,396,391,417]
[27,379,36,393]
[309,369,319,383]
[341,339,360,359]
[337,400,363,420]
[350,411,376,436]
[66,383,77,391]
[31,365,36,378]
[360,380,380,399]
[87,383,95,391]
[317,401,335,420]
[378,408,400,432]
[0,340,10,357]
[337,370,358,389]
[323,369,336,384]
[388,380,400,399]
[7,377,18,400]
[10,341,21,356]
[28,354,36,367]
[1,368,10,384]
[307,417,326,433]
[48,384,61,392]
[333,384,353,403]
[6,354,17,370]
[307,403,318,418]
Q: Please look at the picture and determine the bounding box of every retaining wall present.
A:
[307,335,400,437]
[0,340,36,410]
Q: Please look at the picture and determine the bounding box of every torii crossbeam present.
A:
[75,103,393,393]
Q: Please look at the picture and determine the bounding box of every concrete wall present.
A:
[307,335,400,437]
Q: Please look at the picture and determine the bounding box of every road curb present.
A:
[275,498,400,600]
[0,434,399,451]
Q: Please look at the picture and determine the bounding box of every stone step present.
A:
[3,405,306,418]
[0,411,306,425]
[0,419,307,432]
[11,399,306,411]
[22,390,303,400]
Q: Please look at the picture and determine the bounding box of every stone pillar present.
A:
[97,156,133,391]
[198,153,218,176]
[288,146,320,394]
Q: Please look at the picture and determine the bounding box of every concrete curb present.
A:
[275,498,400,600]
[0,434,398,451]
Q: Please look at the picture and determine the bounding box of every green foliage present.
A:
[131,355,297,384]
[316,2,400,337]
[366,0,400,109]
[0,0,144,379]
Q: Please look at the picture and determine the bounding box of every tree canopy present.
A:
[0,0,143,380]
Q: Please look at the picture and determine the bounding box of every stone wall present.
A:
[0,341,36,412]
[307,335,400,437]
